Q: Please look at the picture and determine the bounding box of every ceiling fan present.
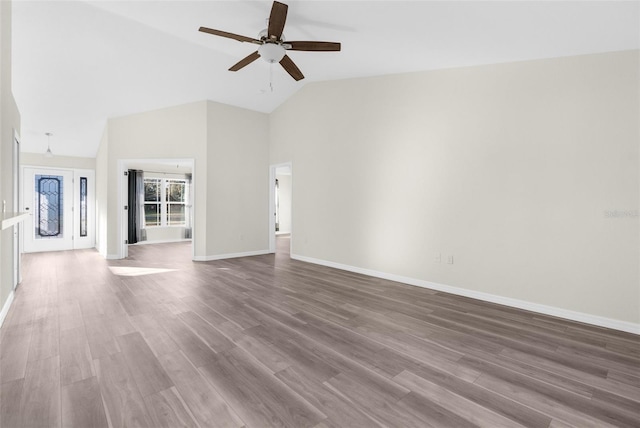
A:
[199,1,341,81]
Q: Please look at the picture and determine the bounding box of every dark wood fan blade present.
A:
[199,27,261,44]
[229,51,261,72]
[268,1,288,40]
[287,41,341,52]
[279,55,304,81]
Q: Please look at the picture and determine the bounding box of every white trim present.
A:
[0,291,15,328]
[132,238,192,246]
[117,160,127,259]
[1,212,29,230]
[291,254,640,335]
[13,130,21,288]
[106,254,121,260]
[269,162,292,254]
[193,249,270,262]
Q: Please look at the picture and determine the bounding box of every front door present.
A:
[22,167,74,253]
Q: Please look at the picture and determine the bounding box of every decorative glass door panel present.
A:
[35,175,64,238]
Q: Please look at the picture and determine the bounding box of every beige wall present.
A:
[103,101,207,258]
[270,50,640,327]
[21,152,96,170]
[95,100,270,259]
[206,101,270,256]
[0,0,21,319]
[96,127,108,256]
[144,227,187,243]
[12,46,637,330]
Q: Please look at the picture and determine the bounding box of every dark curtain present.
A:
[127,170,146,244]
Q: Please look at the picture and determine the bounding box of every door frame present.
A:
[21,166,96,253]
[73,169,96,250]
[117,158,196,260]
[21,166,75,253]
[269,162,292,254]
[13,130,21,288]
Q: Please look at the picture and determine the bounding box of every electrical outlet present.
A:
[447,255,454,264]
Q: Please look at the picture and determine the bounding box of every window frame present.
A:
[143,177,187,228]
[165,178,188,227]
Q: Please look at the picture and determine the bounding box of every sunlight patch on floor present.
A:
[108,266,177,277]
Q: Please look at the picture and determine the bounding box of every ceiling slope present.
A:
[12,1,639,157]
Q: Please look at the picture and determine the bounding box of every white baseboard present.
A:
[132,239,192,246]
[193,249,271,262]
[105,254,120,260]
[0,291,15,328]
[291,254,640,335]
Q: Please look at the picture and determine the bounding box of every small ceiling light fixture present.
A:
[44,132,54,158]
[258,42,286,64]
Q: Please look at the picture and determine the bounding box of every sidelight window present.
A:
[79,177,88,237]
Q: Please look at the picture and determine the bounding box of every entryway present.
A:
[269,162,292,255]
[118,159,195,260]
[21,166,95,253]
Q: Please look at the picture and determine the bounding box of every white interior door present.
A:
[22,167,74,253]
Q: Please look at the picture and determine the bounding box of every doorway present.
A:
[21,167,96,253]
[22,167,73,253]
[118,159,195,260]
[269,162,292,255]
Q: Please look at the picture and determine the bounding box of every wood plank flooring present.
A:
[1,236,639,427]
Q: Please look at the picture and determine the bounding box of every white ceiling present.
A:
[12,1,640,158]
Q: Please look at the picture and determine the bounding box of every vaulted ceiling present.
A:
[12,1,639,157]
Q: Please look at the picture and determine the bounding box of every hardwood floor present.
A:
[1,236,639,427]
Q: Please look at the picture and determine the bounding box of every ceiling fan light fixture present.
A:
[258,43,285,63]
